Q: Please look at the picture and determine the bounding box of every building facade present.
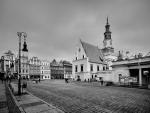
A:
[72,40,106,81]
[29,57,41,79]
[62,60,72,79]
[0,50,16,78]
[15,34,29,79]
[40,60,51,79]
[112,55,150,86]
[50,59,64,79]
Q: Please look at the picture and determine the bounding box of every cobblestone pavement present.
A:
[27,80,150,113]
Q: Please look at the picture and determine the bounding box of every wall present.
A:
[113,66,130,83]
[72,58,88,80]
[87,62,103,73]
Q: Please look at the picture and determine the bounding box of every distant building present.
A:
[40,60,50,79]
[61,60,72,79]
[0,50,16,78]
[29,57,41,79]
[50,59,64,79]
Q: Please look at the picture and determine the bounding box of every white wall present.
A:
[88,62,103,73]
[72,59,87,73]
[113,66,130,83]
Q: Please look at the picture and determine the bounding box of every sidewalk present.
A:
[15,91,64,113]
[8,82,65,113]
[0,82,9,113]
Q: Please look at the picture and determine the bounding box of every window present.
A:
[97,65,99,71]
[90,64,93,71]
[83,55,84,59]
[78,48,81,52]
[103,66,105,71]
[75,65,78,72]
[22,69,24,73]
[81,64,83,72]
[76,57,77,60]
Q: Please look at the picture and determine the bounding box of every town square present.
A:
[0,0,150,113]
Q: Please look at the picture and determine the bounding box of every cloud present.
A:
[0,0,150,61]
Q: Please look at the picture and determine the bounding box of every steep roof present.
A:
[80,40,104,64]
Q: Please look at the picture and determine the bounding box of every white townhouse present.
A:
[72,40,107,81]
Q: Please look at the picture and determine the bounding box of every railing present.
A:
[113,57,150,66]
[5,83,25,113]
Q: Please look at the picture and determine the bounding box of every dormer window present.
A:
[78,48,81,52]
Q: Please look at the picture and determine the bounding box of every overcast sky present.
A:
[0,0,150,61]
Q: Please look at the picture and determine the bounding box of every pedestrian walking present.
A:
[1,77,3,84]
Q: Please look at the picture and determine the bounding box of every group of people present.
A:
[0,76,12,84]
[65,78,69,83]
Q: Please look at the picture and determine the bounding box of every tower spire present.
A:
[107,16,109,25]
[102,17,114,56]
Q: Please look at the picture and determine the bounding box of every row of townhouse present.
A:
[0,50,50,79]
[0,50,72,80]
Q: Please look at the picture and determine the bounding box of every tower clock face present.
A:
[104,40,112,47]
[104,41,106,47]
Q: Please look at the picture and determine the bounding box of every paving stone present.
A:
[27,80,150,113]
[24,104,52,113]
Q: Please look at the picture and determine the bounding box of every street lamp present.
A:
[17,32,28,95]
[17,32,23,95]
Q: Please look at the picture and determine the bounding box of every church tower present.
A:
[102,17,114,56]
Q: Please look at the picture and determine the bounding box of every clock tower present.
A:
[102,17,116,70]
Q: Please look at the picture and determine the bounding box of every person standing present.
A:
[1,77,3,84]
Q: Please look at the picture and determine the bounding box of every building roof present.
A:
[80,40,104,64]
[145,52,150,57]
[4,50,14,55]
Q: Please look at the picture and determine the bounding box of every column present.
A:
[139,68,142,86]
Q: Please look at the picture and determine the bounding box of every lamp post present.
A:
[17,32,23,95]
